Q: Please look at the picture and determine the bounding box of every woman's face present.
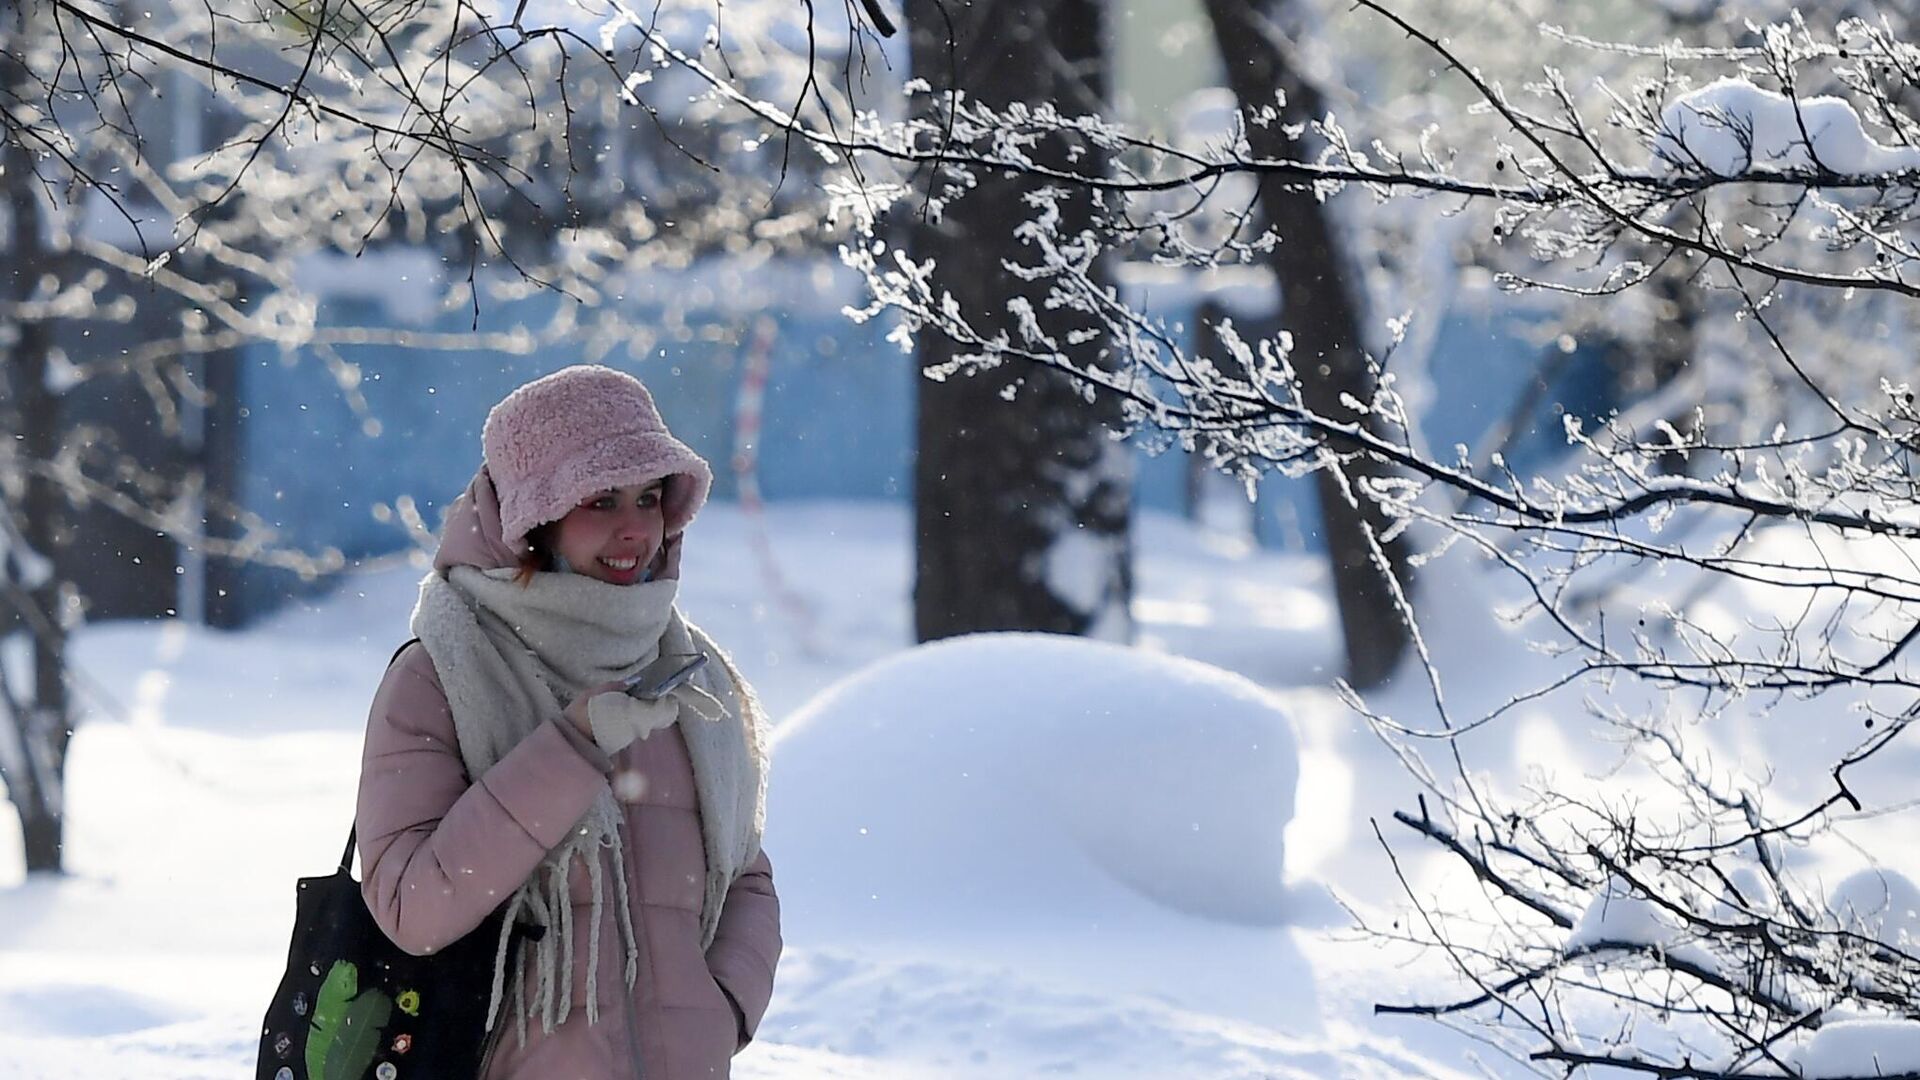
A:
[550,480,668,586]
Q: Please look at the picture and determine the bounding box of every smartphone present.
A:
[622,653,709,701]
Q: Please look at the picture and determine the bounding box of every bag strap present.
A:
[341,637,424,875]
[383,637,424,670]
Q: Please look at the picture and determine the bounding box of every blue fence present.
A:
[225,263,1609,620]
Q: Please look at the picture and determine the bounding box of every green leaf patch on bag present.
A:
[306,960,395,1080]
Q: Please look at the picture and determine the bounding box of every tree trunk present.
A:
[1201,0,1412,689]
[905,0,1133,643]
[17,391,70,875]
[2,33,73,875]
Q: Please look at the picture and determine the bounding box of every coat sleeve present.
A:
[705,848,782,1049]
[355,643,613,956]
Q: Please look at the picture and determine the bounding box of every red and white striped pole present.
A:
[731,315,821,655]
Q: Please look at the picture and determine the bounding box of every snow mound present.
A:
[1827,866,1920,949]
[1567,875,1676,952]
[1794,1017,1920,1079]
[1652,78,1920,177]
[766,632,1303,1023]
[1718,864,1778,917]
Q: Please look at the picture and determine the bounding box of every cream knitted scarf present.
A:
[409,566,767,1041]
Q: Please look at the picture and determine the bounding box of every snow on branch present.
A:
[1654,78,1920,178]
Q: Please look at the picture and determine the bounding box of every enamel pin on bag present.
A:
[254,827,534,1080]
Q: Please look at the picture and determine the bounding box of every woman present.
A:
[355,364,780,1079]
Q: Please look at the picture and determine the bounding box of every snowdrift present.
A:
[765,631,1308,1025]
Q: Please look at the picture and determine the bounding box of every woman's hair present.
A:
[514,521,558,585]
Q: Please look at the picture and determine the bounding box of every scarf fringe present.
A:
[611,828,642,986]
[584,840,605,1028]
[552,861,574,1026]
[513,944,529,1051]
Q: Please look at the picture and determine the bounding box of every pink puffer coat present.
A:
[354,482,780,1079]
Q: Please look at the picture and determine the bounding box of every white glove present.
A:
[585,692,681,756]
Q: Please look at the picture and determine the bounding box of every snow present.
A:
[1653,77,1920,177]
[1041,526,1129,637]
[1709,864,1778,920]
[1827,866,1920,950]
[0,504,1479,1078]
[769,632,1298,1022]
[1566,875,1675,953]
[1794,1017,1920,1078]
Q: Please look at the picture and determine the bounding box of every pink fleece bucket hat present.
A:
[482,364,713,548]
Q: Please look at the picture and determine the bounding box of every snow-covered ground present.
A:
[1,502,1522,1078]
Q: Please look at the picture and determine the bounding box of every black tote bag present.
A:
[254,826,537,1080]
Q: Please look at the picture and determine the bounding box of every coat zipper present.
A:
[621,825,648,1080]
[622,967,645,1080]
[475,1012,507,1079]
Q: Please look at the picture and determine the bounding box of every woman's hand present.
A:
[566,685,683,755]
[562,681,630,738]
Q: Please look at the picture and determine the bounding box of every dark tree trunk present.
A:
[905,0,1132,643]
[1201,0,1412,689]
[17,359,69,874]
[2,39,73,873]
